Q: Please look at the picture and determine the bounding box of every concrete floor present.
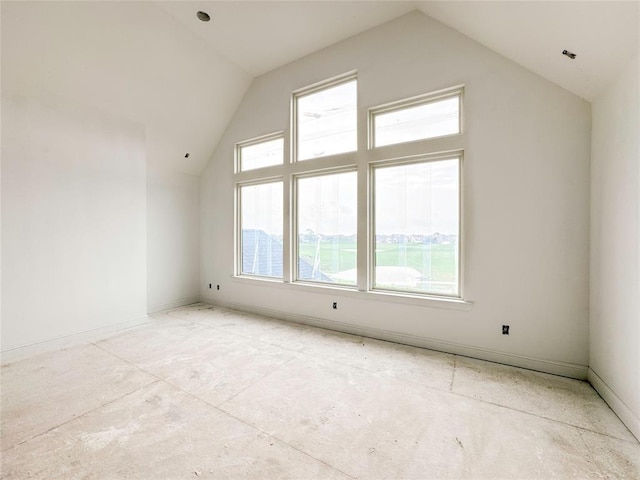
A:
[1,304,638,479]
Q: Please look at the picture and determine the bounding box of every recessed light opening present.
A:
[197,11,211,22]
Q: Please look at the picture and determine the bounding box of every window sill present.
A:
[231,275,473,311]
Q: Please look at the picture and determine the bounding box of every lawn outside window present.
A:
[371,154,461,297]
[294,169,358,286]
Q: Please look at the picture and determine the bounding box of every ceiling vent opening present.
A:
[197,11,211,22]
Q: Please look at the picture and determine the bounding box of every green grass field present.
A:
[298,239,457,282]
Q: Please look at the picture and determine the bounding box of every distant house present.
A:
[242,229,332,282]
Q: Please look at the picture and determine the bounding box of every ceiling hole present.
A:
[197,11,211,22]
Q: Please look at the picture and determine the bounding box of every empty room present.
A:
[1,1,639,478]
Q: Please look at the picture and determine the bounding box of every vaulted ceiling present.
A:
[2,1,638,176]
[159,1,639,101]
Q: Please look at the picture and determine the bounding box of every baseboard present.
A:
[147,297,200,315]
[204,299,588,380]
[588,368,640,442]
[0,314,149,365]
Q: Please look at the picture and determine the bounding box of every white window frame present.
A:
[368,85,464,150]
[292,167,359,288]
[369,151,463,299]
[232,74,467,304]
[235,177,284,281]
[291,70,358,163]
[235,131,284,174]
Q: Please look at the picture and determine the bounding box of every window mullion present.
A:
[357,160,369,291]
[282,171,292,283]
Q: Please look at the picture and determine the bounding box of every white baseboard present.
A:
[588,368,640,442]
[147,297,200,315]
[0,315,149,365]
[203,299,588,380]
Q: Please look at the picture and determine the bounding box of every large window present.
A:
[296,171,357,285]
[238,181,283,278]
[234,74,464,300]
[373,156,460,296]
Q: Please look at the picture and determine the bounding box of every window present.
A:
[370,87,462,148]
[238,181,283,278]
[296,171,357,285]
[234,75,464,301]
[237,133,284,172]
[294,74,357,161]
[372,156,460,296]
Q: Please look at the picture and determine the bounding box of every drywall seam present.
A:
[147,297,200,315]
[0,315,149,365]
[206,298,588,379]
[588,368,640,442]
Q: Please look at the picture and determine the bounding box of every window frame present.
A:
[235,177,285,281]
[232,74,467,304]
[369,151,463,299]
[292,167,359,288]
[291,70,358,163]
[368,85,464,150]
[235,131,285,174]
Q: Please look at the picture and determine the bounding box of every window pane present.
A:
[240,182,283,278]
[374,159,459,296]
[374,96,460,147]
[239,137,283,172]
[297,80,357,161]
[297,171,357,285]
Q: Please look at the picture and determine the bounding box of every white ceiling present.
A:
[3,1,638,175]
[157,1,418,77]
[157,1,639,101]
[418,1,639,101]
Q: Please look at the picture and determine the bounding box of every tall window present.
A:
[296,171,357,285]
[238,181,283,278]
[372,156,460,296]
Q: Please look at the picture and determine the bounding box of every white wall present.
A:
[589,54,640,440]
[1,1,221,359]
[201,12,592,378]
[147,168,200,313]
[1,93,147,356]
[0,1,252,176]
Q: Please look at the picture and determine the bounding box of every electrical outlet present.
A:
[217,285,220,290]
[209,283,212,289]
[502,325,510,335]
[332,302,337,310]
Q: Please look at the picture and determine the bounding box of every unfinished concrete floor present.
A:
[1,304,638,479]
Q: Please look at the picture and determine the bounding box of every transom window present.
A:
[293,74,357,161]
[236,133,284,172]
[370,87,462,148]
[235,74,464,300]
